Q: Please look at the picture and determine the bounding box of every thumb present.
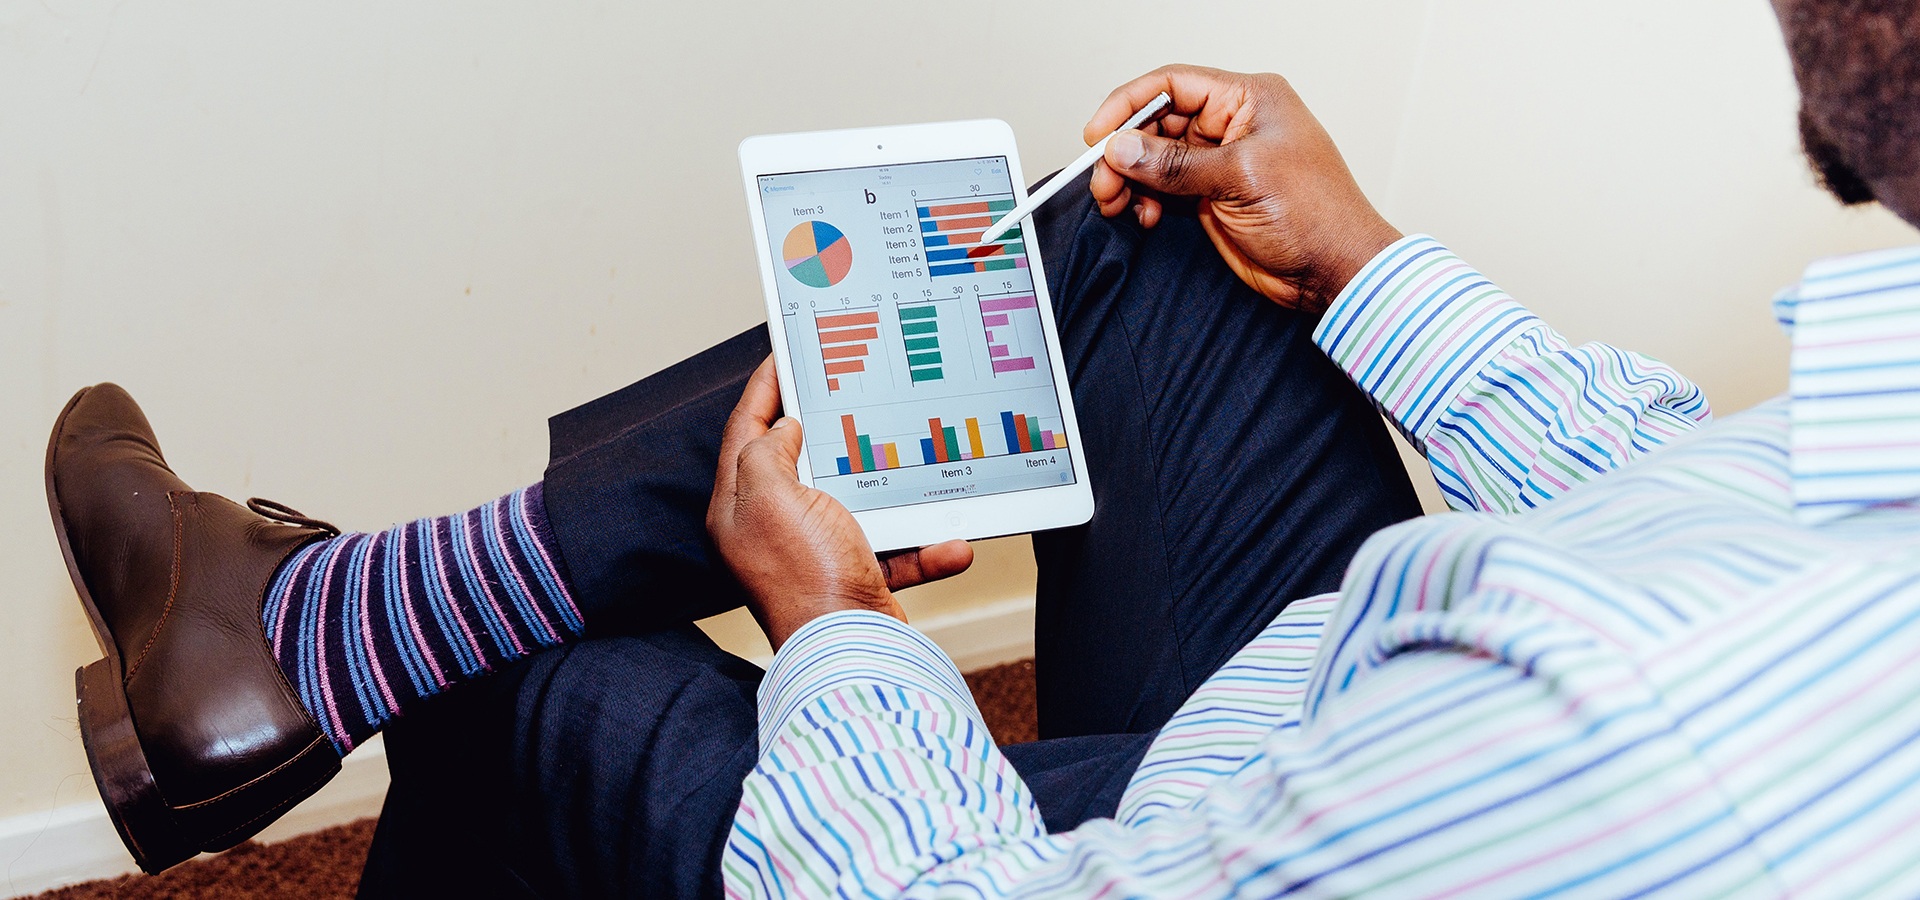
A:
[1105,130,1237,198]
[737,416,805,485]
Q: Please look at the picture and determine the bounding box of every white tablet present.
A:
[738,119,1094,552]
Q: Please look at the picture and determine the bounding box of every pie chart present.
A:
[783,221,853,289]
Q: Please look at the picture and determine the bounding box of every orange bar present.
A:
[1013,415,1033,452]
[821,343,867,360]
[841,415,862,474]
[940,230,983,246]
[827,377,840,391]
[933,214,993,231]
[965,418,985,459]
[928,418,948,463]
[926,201,991,217]
[882,443,900,469]
[817,311,881,328]
[824,360,865,375]
[819,326,878,343]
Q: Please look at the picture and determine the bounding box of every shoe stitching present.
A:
[125,492,191,682]
[199,750,338,846]
[172,733,333,810]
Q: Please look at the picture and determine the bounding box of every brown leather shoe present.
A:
[46,384,344,874]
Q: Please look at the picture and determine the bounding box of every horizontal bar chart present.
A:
[897,303,944,384]
[978,292,1040,374]
[816,308,881,392]
[916,195,1031,279]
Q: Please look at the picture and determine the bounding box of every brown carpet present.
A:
[36,659,1038,899]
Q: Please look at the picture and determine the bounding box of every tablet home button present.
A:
[947,513,964,529]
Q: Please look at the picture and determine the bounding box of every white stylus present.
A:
[977,91,1173,245]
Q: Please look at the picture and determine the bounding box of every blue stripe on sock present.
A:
[379,525,433,698]
[414,518,480,677]
[447,506,516,658]
[507,488,581,636]
[477,498,550,646]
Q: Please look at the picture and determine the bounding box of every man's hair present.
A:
[1783,0,1920,205]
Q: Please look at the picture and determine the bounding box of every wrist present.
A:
[1307,219,1402,316]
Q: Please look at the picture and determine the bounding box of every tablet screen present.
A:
[756,157,1078,513]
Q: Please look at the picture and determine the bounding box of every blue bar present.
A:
[917,206,933,217]
[918,219,941,232]
[929,262,976,277]
[1001,412,1020,456]
[923,234,951,246]
[920,438,938,465]
[925,247,973,262]
[836,456,851,475]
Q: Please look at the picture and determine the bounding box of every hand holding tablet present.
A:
[738,119,1094,551]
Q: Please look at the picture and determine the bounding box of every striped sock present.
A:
[261,483,584,753]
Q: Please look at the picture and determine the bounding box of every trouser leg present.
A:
[1025,177,1424,738]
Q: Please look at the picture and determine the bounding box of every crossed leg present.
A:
[356,175,1422,897]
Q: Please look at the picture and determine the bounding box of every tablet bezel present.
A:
[738,119,1094,552]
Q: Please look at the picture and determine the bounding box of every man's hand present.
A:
[1087,65,1403,315]
[707,358,974,650]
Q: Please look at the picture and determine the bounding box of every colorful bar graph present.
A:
[835,414,905,475]
[837,410,1065,476]
[897,303,944,384]
[817,309,881,392]
[978,292,1040,375]
[916,195,1031,278]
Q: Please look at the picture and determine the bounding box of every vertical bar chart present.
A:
[816,308,881,392]
[1000,411,1067,454]
[897,303,943,384]
[836,414,904,475]
[916,195,1030,279]
[979,291,1040,374]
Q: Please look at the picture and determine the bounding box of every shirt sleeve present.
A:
[1312,235,1712,514]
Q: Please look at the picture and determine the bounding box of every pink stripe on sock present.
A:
[513,488,580,627]
[393,523,447,688]
[313,543,352,747]
[495,494,560,643]
[425,517,488,669]
[271,542,321,647]
[461,505,527,658]
[357,531,401,717]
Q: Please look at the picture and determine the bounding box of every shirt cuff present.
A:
[755,609,978,750]
[1311,235,1543,444]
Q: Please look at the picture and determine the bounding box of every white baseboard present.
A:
[0,597,1036,897]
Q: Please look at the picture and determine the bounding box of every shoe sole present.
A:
[46,386,198,874]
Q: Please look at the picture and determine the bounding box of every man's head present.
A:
[1774,0,1920,224]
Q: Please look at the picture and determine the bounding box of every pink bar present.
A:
[1041,431,1055,449]
[1016,258,1028,268]
[992,357,1037,373]
[989,345,1011,358]
[978,294,1038,313]
[981,313,1010,326]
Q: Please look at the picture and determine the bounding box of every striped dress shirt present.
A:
[723,235,1920,898]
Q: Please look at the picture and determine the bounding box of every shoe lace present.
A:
[246,498,342,537]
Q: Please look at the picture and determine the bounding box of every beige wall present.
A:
[2,0,1914,825]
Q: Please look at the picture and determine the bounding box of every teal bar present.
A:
[986,199,1017,213]
[981,257,1019,272]
[903,336,940,352]
[898,305,938,320]
[857,435,876,472]
[909,368,943,383]
[901,320,939,336]
[942,427,961,461]
[907,351,942,366]
[1026,417,1043,452]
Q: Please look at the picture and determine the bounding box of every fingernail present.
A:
[772,417,797,430]
[1109,131,1146,168]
